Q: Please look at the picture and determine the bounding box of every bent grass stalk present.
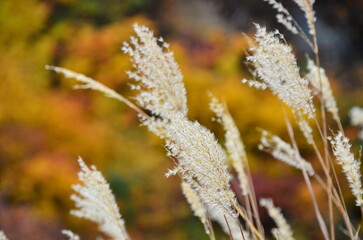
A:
[282,107,330,240]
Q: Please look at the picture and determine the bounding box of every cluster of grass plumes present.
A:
[28,0,363,240]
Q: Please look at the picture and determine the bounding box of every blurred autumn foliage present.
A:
[1,0,363,239]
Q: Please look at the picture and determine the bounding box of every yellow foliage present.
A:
[0,1,353,238]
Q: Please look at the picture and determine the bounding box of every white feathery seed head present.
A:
[0,231,8,240]
[291,0,316,35]
[258,130,314,176]
[244,25,315,118]
[276,14,299,35]
[165,114,237,217]
[328,132,363,206]
[62,230,80,240]
[264,0,289,15]
[306,58,339,120]
[122,25,237,217]
[209,96,250,196]
[294,110,314,145]
[260,198,294,240]
[181,181,211,234]
[241,79,267,90]
[122,24,188,121]
[263,0,299,35]
[138,114,169,137]
[71,157,129,240]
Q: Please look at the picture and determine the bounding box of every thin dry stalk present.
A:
[313,174,357,239]
[307,7,337,238]
[224,215,235,240]
[209,96,263,233]
[45,65,149,120]
[282,108,330,240]
[260,198,294,240]
[307,133,356,239]
[181,181,212,236]
[233,203,265,240]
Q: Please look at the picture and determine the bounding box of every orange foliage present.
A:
[1,0,362,239]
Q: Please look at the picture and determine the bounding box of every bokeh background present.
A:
[1,0,363,239]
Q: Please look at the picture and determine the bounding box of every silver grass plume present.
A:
[243,25,315,118]
[71,157,129,240]
[306,58,339,121]
[258,130,314,176]
[241,79,267,90]
[181,181,211,234]
[121,25,237,217]
[349,107,363,140]
[0,231,8,240]
[208,206,250,240]
[62,230,80,240]
[209,96,250,196]
[328,132,363,206]
[260,198,294,240]
[263,0,299,35]
[291,0,316,36]
[122,24,188,136]
[294,111,314,145]
[165,114,237,217]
